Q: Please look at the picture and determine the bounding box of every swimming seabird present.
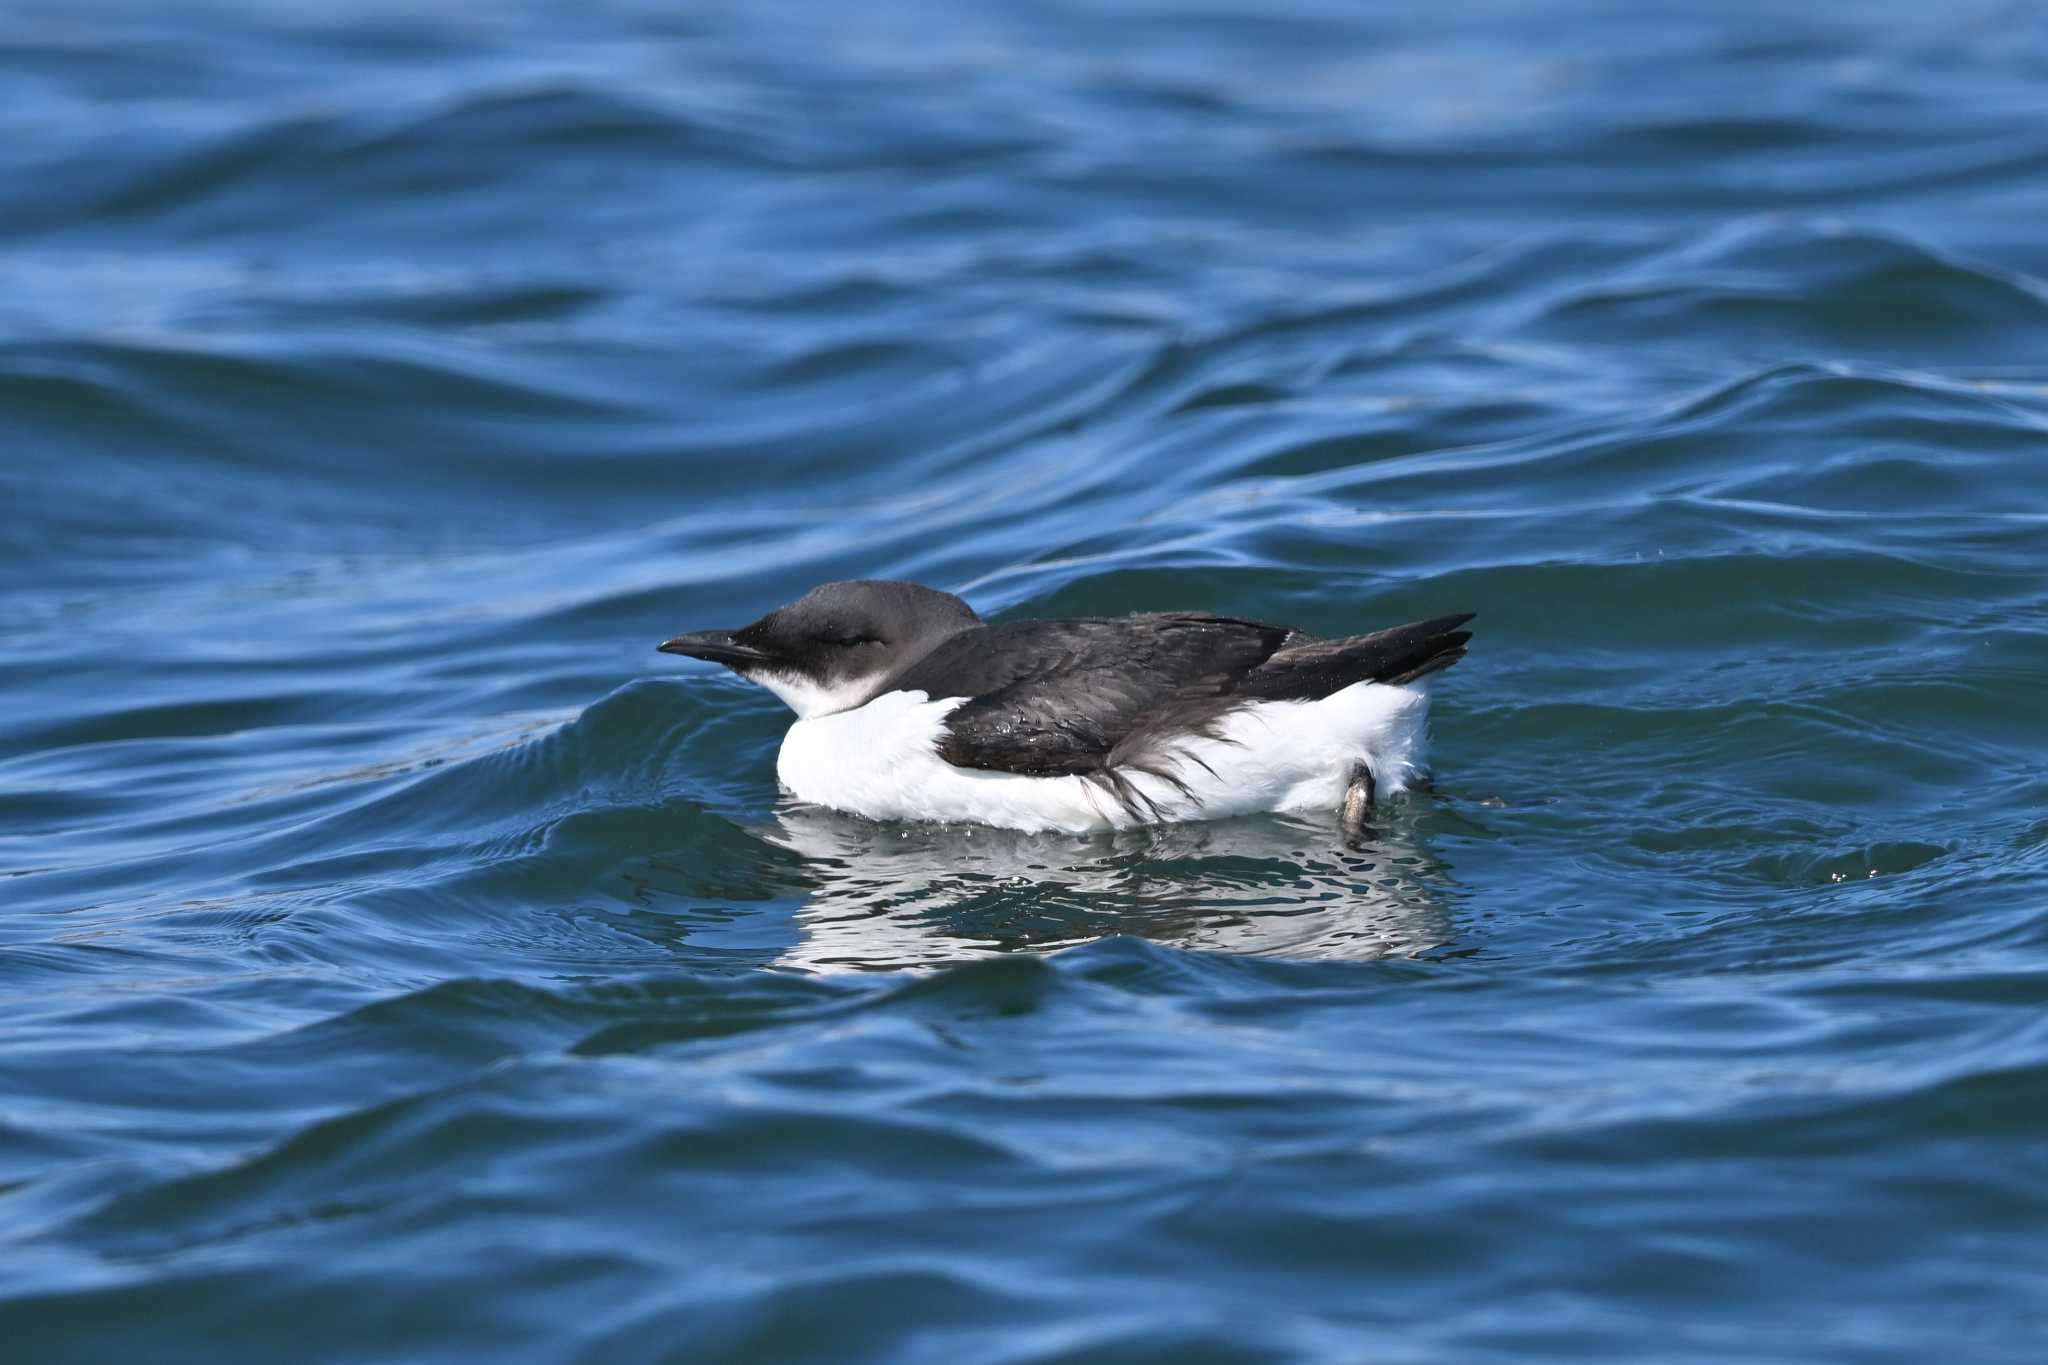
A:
[658,579,1473,835]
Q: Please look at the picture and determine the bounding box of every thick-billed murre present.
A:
[659,579,1473,835]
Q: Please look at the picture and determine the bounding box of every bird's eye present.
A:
[831,634,880,648]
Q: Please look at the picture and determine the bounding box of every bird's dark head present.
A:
[658,579,980,717]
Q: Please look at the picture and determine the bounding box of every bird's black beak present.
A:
[657,629,770,668]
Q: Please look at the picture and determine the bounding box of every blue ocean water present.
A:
[5,1,2048,1358]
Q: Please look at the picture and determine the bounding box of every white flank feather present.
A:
[774,681,1434,833]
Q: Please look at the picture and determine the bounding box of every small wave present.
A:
[1741,841,1950,887]
[1536,221,2048,347]
[59,83,779,232]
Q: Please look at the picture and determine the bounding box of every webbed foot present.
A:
[1340,762,1376,847]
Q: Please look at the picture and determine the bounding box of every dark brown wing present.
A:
[890,614,1297,777]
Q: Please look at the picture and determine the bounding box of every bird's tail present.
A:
[1236,613,1475,701]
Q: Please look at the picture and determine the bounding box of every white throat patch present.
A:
[746,669,883,719]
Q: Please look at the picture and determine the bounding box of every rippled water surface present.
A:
[7,2,2048,1359]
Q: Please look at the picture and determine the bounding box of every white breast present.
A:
[774,681,1435,833]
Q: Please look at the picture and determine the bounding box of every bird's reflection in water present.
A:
[760,802,1458,973]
